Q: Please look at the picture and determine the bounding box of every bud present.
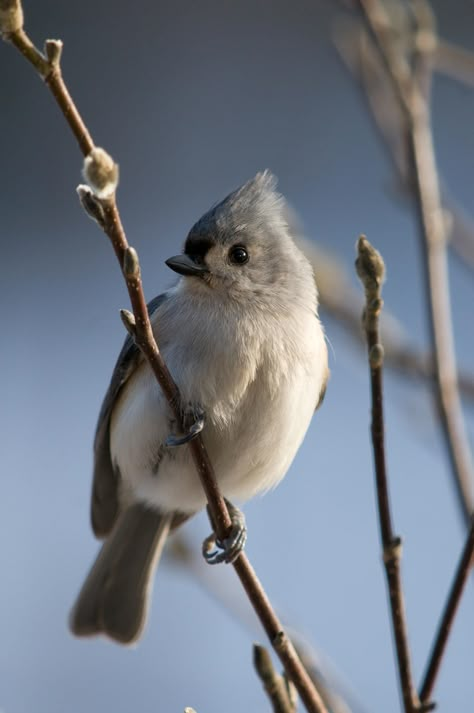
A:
[83,147,119,199]
[0,0,24,34]
[355,235,385,292]
[369,343,385,369]
[123,246,140,278]
[120,309,136,337]
[44,39,63,67]
[77,184,106,227]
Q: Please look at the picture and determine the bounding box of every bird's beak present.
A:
[165,254,209,277]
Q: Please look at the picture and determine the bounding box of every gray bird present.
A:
[70,171,329,644]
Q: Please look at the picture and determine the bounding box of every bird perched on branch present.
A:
[70,171,328,644]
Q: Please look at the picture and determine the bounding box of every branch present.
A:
[435,39,474,89]
[344,4,474,707]
[356,236,421,713]
[254,645,298,713]
[353,0,474,529]
[1,4,328,712]
[419,513,474,704]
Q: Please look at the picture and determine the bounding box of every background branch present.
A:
[254,644,298,713]
[350,0,474,528]
[356,236,420,713]
[333,15,474,276]
[419,514,474,705]
[338,4,474,707]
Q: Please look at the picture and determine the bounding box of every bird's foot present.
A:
[165,406,205,447]
[202,499,247,565]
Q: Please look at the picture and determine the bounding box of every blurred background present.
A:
[1,1,474,711]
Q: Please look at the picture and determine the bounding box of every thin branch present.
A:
[354,0,474,530]
[1,7,328,713]
[7,30,94,155]
[334,16,474,276]
[254,645,298,713]
[356,236,420,713]
[435,39,474,89]
[301,240,474,404]
[170,530,364,713]
[445,192,474,275]
[419,514,474,704]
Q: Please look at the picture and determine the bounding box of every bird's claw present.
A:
[166,409,205,447]
[202,500,247,565]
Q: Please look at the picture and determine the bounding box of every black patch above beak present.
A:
[165,254,209,277]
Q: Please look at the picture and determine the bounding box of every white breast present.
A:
[110,293,327,514]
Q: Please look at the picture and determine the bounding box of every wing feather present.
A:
[91,293,169,537]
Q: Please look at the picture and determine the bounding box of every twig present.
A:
[334,17,474,278]
[435,39,474,89]
[419,514,474,704]
[254,645,298,713]
[1,4,328,712]
[408,0,437,101]
[354,0,474,528]
[356,236,420,713]
[301,240,474,404]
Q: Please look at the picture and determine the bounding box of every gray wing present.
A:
[91,293,169,538]
[315,368,329,411]
[315,331,329,412]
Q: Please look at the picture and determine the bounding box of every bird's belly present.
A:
[124,361,321,514]
[214,363,320,501]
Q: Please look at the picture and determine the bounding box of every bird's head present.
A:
[166,171,314,310]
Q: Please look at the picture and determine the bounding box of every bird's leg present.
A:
[165,404,205,447]
[202,499,247,565]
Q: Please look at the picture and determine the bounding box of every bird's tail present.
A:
[69,503,172,644]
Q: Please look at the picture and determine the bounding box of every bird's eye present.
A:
[229,245,249,265]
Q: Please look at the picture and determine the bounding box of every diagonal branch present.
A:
[419,514,474,704]
[356,236,421,713]
[0,4,328,712]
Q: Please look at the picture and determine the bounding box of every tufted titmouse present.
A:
[70,171,329,644]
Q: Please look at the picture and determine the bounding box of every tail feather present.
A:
[69,504,172,644]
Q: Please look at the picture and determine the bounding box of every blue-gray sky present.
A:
[1,1,474,712]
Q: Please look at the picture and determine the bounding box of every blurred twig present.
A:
[1,4,330,712]
[254,645,298,713]
[356,236,420,713]
[334,15,474,276]
[435,39,474,88]
[347,0,474,528]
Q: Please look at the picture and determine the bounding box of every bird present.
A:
[69,171,329,644]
